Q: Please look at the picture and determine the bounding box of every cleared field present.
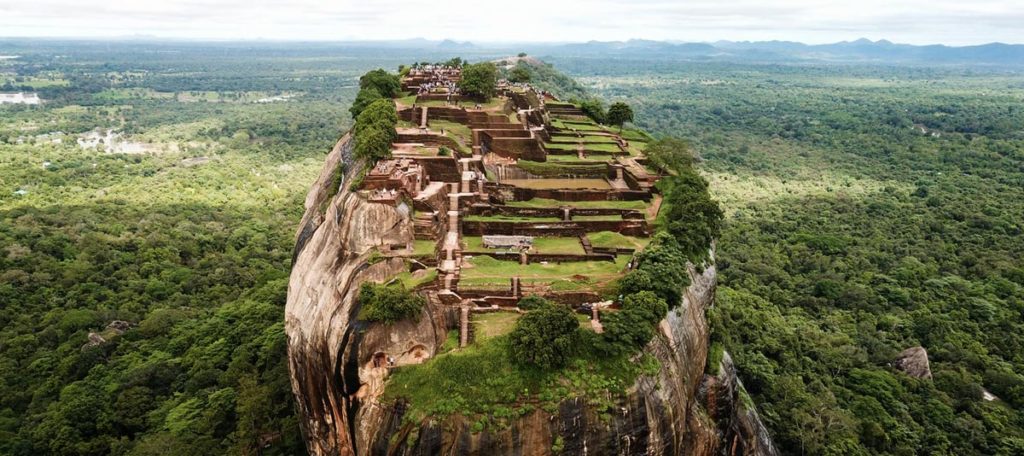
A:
[502,178,611,190]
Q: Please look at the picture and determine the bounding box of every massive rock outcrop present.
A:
[286,135,777,455]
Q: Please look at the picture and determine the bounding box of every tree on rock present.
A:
[579,99,606,124]
[353,99,398,162]
[459,62,498,101]
[606,102,634,132]
[358,282,425,324]
[509,303,579,369]
[509,66,531,83]
[359,69,401,98]
[350,88,383,119]
[644,137,695,175]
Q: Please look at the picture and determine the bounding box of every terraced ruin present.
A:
[286,60,776,456]
[366,64,661,324]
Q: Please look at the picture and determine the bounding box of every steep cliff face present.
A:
[286,135,777,455]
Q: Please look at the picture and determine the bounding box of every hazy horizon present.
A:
[1,0,1022,46]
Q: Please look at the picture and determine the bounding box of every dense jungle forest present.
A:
[548,57,1024,454]
[1,41,1022,455]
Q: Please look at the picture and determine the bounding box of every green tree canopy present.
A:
[578,99,606,124]
[459,62,498,101]
[349,87,383,119]
[508,304,579,369]
[606,102,634,131]
[509,67,531,83]
[644,137,695,174]
[359,69,401,98]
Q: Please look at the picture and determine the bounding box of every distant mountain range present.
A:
[3,36,1022,65]
[532,38,1024,65]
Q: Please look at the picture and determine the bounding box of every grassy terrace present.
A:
[531,237,586,254]
[472,312,521,341]
[544,154,610,164]
[548,134,619,144]
[588,231,651,250]
[502,178,611,190]
[463,236,585,254]
[389,268,438,289]
[550,119,607,132]
[573,214,622,221]
[546,142,622,153]
[506,198,649,210]
[412,239,436,256]
[459,255,630,290]
[463,214,562,223]
[517,160,606,177]
[417,97,507,110]
[382,330,658,427]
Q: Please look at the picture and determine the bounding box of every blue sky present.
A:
[1,0,1021,45]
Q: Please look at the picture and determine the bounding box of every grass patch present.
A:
[382,333,659,426]
[412,239,436,256]
[461,255,629,286]
[531,237,585,255]
[389,268,438,289]
[573,214,622,221]
[463,214,562,223]
[517,160,606,177]
[506,198,649,211]
[502,179,611,190]
[472,312,521,341]
[588,231,651,250]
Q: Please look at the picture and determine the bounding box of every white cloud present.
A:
[0,0,1020,45]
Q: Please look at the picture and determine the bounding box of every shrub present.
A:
[359,69,401,98]
[350,87,383,119]
[517,295,552,311]
[358,282,425,324]
[508,304,579,369]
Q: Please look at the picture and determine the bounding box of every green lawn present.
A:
[544,154,609,164]
[472,312,521,341]
[587,231,651,250]
[517,160,606,177]
[429,119,472,142]
[506,198,648,211]
[548,134,619,144]
[531,237,585,255]
[390,268,438,289]
[502,179,611,190]
[461,255,629,285]
[413,239,436,256]
[382,333,659,427]
[573,214,622,221]
[463,214,562,222]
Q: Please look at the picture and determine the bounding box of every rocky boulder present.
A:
[893,346,932,379]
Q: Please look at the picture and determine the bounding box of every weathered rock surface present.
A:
[286,135,777,455]
[893,346,932,379]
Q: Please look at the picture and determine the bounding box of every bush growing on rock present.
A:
[358,69,401,98]
[350,87,383,119]
[358,282,425,324]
